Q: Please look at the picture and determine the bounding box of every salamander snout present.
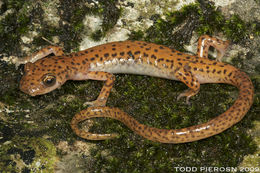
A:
[19,62,63,96]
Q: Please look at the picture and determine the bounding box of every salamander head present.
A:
[20,58,69,96]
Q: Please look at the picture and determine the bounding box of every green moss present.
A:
[4,0,26,10]
[223,15,247,42]
[101,1,121,32]
[0,63,20,105]
[128,30,145,40]
[90,29,103,41]
[255,64,260,74]
[143,4,202,50]
[0,136,57,172]
[0,0,35,54]
[0,0,123,54]
[129,2,259,49]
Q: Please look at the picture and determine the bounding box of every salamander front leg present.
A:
[84,71,115,107]
[174,67,200,105]
[14,46,64,67]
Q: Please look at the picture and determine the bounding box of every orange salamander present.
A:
[18,35,254,143]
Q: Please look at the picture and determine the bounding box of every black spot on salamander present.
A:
[145,47,151,50]
[127,51,135,59]
[112,53,117,57]
[134,51,140,55]
[228,72,233,77]
[157,58,164,62]
[71,62,75,65]
[151,54,157,59]
[193,67,197,71]
[112,44,116,47]
[159,46,164,49]
[154,49,158,52]
[90,49,94,52]
[178,62,182,66]
[95,54,99,57]
[143,53,149,57]
[82,60,86,64]
[112,48,116,51]
[217,70,222,74]
[184,72,189,76]
[120,52,125,56]
[213,62,217,65]
[90,57,95,61]
[104,53,109,58]
[212,69,216,73]
[177,53,183,55]
[224,69,227,74]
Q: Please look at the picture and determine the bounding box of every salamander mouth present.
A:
[19,85,38,96]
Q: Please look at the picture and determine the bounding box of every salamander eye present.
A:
[42,74,56,87]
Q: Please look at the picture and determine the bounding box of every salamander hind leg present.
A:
[174,66,200,105]
[196,35,230,62]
